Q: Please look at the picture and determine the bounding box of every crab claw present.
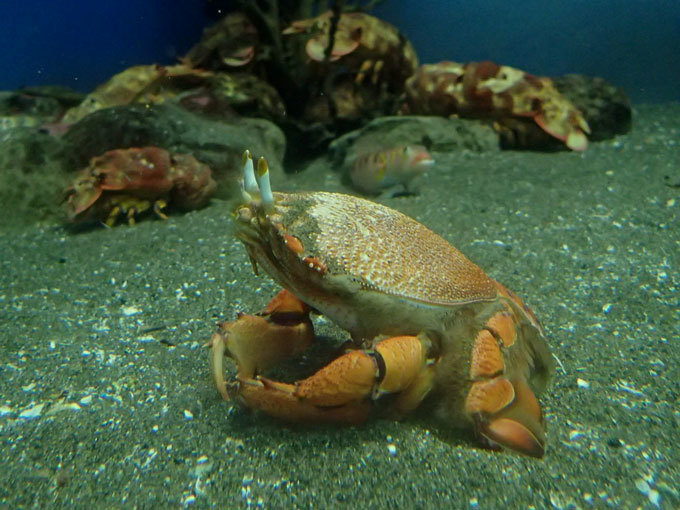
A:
[236,377,373,424]
[66,176,103,217]
[534,112,590,152]
[531,84,591,152]
[233,335,436,424]
[223,46,255,67]
[305,30,361,62]
[208,289,314,400]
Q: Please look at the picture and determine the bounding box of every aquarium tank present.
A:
[0,1,678,509]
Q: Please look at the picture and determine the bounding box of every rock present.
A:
[0,86,84,120]
[554,74,632,141]
[62,103,286,198]
[328,115,499,167]
[0,127,69,229]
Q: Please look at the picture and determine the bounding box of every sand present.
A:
[1,104,678,508]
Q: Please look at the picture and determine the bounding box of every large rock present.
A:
[62,103,286,197]
[328,115,499,166]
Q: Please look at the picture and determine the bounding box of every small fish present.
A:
[348,145,434,194]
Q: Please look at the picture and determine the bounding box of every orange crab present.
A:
[66,146,216,226]
[405,61,590,151]
[209,151,553,457]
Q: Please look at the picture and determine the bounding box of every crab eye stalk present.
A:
[256,156,275,213]
[241,150,258,198]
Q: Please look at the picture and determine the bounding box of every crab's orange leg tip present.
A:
[483,417,545,459]
[511,377,544,425]
[471,376,547,457]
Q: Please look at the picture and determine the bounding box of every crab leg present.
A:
[464,305,548,458]
[233,335,436,424]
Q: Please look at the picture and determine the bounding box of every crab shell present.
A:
[233,159,553,457]
[66,147,216,225]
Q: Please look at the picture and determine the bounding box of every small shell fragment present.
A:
[79,395,94,406]
[568,430,584,441]
[121,305,142,316]
[18,403,45,420]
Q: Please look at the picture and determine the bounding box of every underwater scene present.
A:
[0,1,678,508]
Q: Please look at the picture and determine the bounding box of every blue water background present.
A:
[1,0,678,103]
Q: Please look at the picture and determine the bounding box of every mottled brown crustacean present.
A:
[66,146,216,226]
[283,11,418,85]
[62,64,214,124]
[183,12,259,70]
[209,151,553,458]
[405,61,590,151]
[283,11,419,121]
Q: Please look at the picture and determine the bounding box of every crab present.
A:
[283,11,418,86]
[209,150,553,457]
[66,146,216,226]
[183,12,258,70]
[283,11,419,122]
[404,61,590,151]
[62,64,214,124]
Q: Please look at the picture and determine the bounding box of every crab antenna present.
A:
[256,157,275,212]
[242,150,258,196]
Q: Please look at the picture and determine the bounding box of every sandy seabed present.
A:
[1,104,678,508]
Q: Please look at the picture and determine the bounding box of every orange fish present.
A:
[349,145,434,194]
